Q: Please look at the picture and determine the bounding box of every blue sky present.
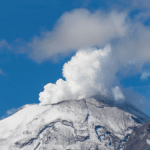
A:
[0,0,150,118]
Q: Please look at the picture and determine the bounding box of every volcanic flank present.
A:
[0,97,150,150]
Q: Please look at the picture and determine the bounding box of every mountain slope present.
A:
[0,97,149,150]
[124,120,150,150]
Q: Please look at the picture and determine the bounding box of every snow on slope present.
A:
[0,98,149,150]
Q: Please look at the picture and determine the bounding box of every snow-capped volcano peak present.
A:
[0,97,149,150]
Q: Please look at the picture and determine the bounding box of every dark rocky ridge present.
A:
[124,121,150,150]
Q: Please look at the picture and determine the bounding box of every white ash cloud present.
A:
[39,45,125,105]
[112,86,125,101]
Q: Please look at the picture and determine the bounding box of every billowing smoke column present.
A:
[39,45,125,105]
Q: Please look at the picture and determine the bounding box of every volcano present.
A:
[0,96,150,150]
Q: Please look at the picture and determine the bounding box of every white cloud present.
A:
[140,71,150,80]
[26,8,150,69]
[28,9,127,62]
[112,22,150,76]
